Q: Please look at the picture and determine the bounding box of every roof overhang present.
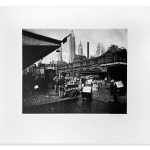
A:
[22,30,62,70]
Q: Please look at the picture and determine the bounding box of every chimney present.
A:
[87,42,89,58]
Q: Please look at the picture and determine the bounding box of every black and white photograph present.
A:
[23,29,127,114]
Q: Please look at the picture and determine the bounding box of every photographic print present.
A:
[1,6,150,145]
[22,29,127,114]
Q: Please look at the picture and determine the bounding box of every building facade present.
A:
[78,41,83,56]
[69,30,76,63]
[58,45,127,83]
[96,43,105,57]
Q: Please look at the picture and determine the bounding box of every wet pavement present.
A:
[23,98,126,114]
[23,86,127,114]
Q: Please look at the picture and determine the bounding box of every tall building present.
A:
[96,43,105,57]
[69,30,76,63]
[78,41,83,56]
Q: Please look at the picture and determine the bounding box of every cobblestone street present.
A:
[23,87,127,113]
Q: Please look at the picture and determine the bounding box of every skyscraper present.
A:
[96,43,105,57]
[69,30,76,63]
[78,41,83,56]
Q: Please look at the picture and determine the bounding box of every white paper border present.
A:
[0,6,150,144]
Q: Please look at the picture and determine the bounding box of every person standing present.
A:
[86,76,93,87]
[53,75,59,93]
[110,79,119,103]
[58,76,65,97]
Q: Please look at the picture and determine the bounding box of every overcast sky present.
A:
[28,29,127,64]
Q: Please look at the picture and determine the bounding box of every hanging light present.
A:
[56,48,60,52]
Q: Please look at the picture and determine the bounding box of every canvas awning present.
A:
[22,30,62,70]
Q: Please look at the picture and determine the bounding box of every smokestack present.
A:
[87,42,89,58]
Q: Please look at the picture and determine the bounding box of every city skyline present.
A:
[28,29,127,64]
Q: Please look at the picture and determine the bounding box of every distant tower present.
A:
[87,42,89,58]
[96,43,104,56]
[58,47,62,62]
[69,30,76,63]
[78,41,83,56]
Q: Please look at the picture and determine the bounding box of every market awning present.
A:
[22,30,62,70]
